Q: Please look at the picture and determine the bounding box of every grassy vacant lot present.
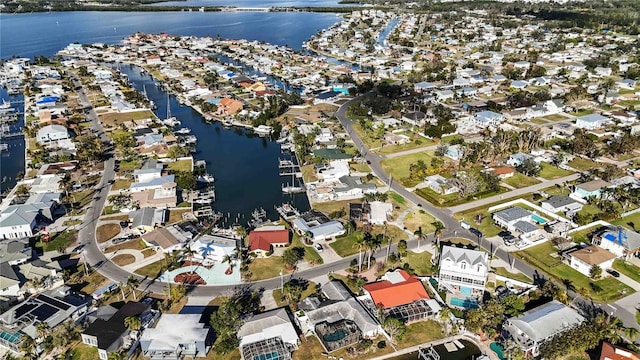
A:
[134,260,164,279]
[349,162,371,173]
[96,223,121,243]
[37,230,78,252]
[377,138,436,155]
[544,114,569,121]
[312,199,356,220]
[380,151,435,187]
[569,225,601,244]
[493,267,533,284]
[454,205,503,238]
[612,214,640,231]
[168,209,190,224]
[142,248,156,258]
[515,242,633,302]
[110,179,131,190]
[613,259,640,283]
[119,158,142,172]
[70,343,99,360]
[568,157,600,172]
[330,232,361,257]
[398,251,434,276]
[503,173,541,188]
[248,256,293,281]
[112,254,136,266]
[398,320,445,348]
[352,122,383,149]
[301,164,319,183]
[539,163,574,180]
[100,109,156,127]
[403,209,436,234]
[166,159,192,172]
[104,239,146,253]
[293,336,325,360]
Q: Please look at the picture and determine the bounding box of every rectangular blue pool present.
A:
[450,297,478,309]
[531,214,547,224]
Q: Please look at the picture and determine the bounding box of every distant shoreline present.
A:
[0,5,368,14]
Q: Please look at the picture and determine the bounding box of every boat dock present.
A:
[418,346,440,360]
[275,203,300,220]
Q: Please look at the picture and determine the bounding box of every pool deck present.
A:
[158,261,241,285]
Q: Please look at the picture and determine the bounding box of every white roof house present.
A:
[140,314,212,359]
[238,308,299,360]
[36,124,69,144]
[368,201,393,225]
[575,113,609,130]
[503,300,584,357]
[189,234,238,264]
[438,246,489,302]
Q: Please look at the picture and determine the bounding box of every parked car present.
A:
[119,221,129,228]
[503,235,516,246]
[71,244,85,254]
[314,244,323,252]
[606,269,620,278]
[112,237,128,244]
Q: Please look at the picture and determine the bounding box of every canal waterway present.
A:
[388,340,482,360]
[119,64,309,224]
[0,87,25,194]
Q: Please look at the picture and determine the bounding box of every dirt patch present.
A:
[96,224,121,243]
[112,254,136,266]
[174,272,206,285]
[104,239,145,253]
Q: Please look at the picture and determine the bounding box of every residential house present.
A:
[502,300,584,357]
[333,176,377,199]
[141,225,192,253]
[129,208,167,233]
[424,175,459,195]
[507,152,534,167]
[541,195,583,214]
[140,314,213,359]
[493,207,545,242]
[571,180,611,200]
[599,342,640,360]
[292,211,345,242]
[438,246,488,306]
[36,124,69,144]
[81,302,152,360]
[362,269,440,323]
[217,97,243,116]
[0,287,91,353]
[575,114,610,130]
[316,160,350,183]
[368,201,393,225]
[248,227,290,256]
[384,133,411,146]
[189,234,239,264]
[567,245,617,277]
[491,167,516,180]
[592,226,640,260]
[474,111,504,128]
[295,281,383,352]
[238,308,299,360]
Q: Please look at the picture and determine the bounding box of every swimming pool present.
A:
[323,329,348,342]
[449,297,478,309]
[254,352,282,360]
[490,342,506,360]
[0,330,21,344]
[531,214,547,224]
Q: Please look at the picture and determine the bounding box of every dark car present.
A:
[112,237,128,244]
[119,221,129,228]
[606,269,620,278]
[71,244,85,254]
[470,228,483,238]
[503,235,516,246]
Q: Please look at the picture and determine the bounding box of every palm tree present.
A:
[107,352,125,360]
[432,221,445,241]
[35,322,50,340]
[20,335,36,360]
[353,232,365,272]
[123,316,141,331]
[365,233,383,270]
[344,220,355,235]
[624,326,639,342]
[182,247,197,275]
[414,226,424,249]
[126,275,140,301]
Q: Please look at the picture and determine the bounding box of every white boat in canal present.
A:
[161,95,181,127]
[175,128,191,135]
[282,184,305,194]
[197,174,215,183]
[254,125,273,136]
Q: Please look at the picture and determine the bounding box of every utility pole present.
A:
[279,269,284,289]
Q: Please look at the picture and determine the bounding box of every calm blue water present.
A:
[119,64,309,224]
[0,88,25,194]
[0,11,340,59]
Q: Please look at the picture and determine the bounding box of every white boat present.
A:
[282,185,305,194]
[175,128,191,135]
[161,95,180,127]
[197,174,215,183]
[253,125,273,135]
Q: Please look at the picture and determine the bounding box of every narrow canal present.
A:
[119,64,310,225]
[0,87,25,194]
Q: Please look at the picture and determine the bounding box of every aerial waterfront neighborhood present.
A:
[2,1,640,360]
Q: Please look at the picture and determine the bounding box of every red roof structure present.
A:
[600,342,640,360]
[248,229,289,252]
[363,270,429,309]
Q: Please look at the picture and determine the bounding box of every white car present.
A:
[314,244,323,252]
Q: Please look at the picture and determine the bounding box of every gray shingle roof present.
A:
[507,300,584,342]
[493,207,532,223]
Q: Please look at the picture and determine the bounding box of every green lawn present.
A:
[330,232,362,257]
[515,242,633,302]
[273,281,318,307]
[349,162,371,173]
[351,122,383,149]
[454,204,503,238]
[37,230,78,252]
[503,173,541,189]
[493,267,533,284]
[291,233,323,265]
[118,159,142,172]
[397,320,445,348]
[416,187,508,208]
[380,151,435,187]
[312,199,356,220]
[248,256,292,281]
[71,343,99,360]
[544,114,569,121]
[612,213,640,231]
[613,259,640,283]
[569,109,595,117]
[569,225,601,244]
[539,163,574,180]
[110,179,131,190]
[134,260,165,279]
[568,157,599,172]
[377,138,436,155]
[402,251,434,276]
[530,118,549,125]
[167,159,192,172]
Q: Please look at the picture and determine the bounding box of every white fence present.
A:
[487,198,578,228]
